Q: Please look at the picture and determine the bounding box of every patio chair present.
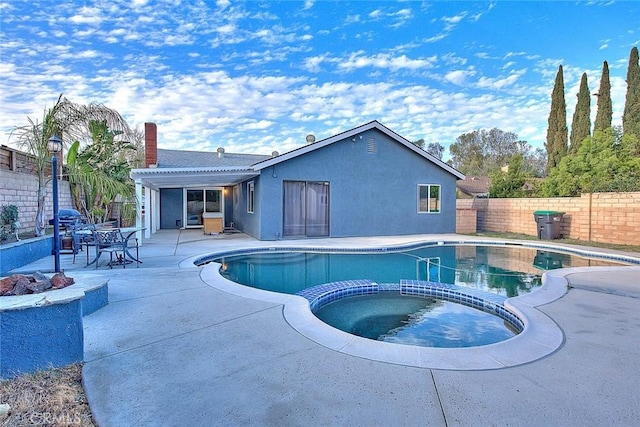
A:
[69,222,96,264]
[122,232,140,266]
[91,229,127,269]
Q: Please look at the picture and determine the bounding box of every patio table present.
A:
[84,227,145,268]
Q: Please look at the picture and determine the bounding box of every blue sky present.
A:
[1,1,639,159]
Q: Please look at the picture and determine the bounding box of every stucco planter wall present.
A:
[0,236,53,275]
[0,278,108,379]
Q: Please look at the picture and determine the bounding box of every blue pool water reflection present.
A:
[216,244,622,298]
[314,293,518,348]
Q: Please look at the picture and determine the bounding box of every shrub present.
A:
[1,204,20,242]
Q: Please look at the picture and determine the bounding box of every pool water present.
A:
[216,244,621,297]
[314,293,517,348]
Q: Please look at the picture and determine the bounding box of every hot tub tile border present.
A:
[298,279,524,333]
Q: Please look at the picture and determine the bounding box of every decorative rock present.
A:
[0,275,17,295]
[0,272,74,296]
[25,278,52,293]
[11,277,30,296]
[51,272,75,289]
[32,271,49,282]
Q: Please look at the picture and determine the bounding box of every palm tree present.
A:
[66,120,137,224]
[12,95,64,236]
[11,95,133,236]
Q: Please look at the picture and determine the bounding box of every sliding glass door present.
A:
[283,181,329,237]
[185,188,223,228]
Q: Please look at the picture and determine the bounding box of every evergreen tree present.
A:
[569,73,591,153]
[594,61,613,132]
[622,46,640,140]
[542,128,640,196]
[545,65,568,173]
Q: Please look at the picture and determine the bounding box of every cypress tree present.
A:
[622,46,640,139]
[569,72,591,153]
[594,61,612,132]
[545,65,568,173]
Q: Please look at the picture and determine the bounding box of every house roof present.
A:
[253,120,465,180]
[457,176,491,197]
[157,149,270,168]
[131,149,272,190]
[131,120,465,190]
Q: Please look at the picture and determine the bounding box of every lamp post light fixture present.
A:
[48,134,62,273]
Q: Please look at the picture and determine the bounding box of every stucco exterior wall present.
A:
[456,192,640,245]
[254,128,459,240]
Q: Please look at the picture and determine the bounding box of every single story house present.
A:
[456,176,491,199]
[130,120,465,240]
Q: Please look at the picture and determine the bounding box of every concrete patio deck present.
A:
[9,230,640,426]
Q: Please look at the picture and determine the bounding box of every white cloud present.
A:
[442,13,466,25]
[239,120,274,131]
[338,52,436,72]
[476,69,527,90]
[68,6,103,25]
[445,70,473,85]
[216,0,231,10]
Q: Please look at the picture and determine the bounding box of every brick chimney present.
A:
[145,122,157,167]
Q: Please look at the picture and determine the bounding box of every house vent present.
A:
[271,151,279,157]
[367,137,376,154]
[305,134,316,144]
[217,147,225,158]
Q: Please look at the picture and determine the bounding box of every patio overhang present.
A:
[130,166,259,191]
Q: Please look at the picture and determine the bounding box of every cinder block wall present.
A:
[0,169,73,234]
[455,208,477,234]
[456,192,640,246]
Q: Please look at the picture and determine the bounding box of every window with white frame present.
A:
[418,184,441,213]
[247,181,255,213]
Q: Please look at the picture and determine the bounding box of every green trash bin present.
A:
[533,210,565,239]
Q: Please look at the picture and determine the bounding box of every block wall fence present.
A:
[0,169,73,235]
[456,192,640,246]
[1,145,73,235]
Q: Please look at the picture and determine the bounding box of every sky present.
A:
[1,0,639,160]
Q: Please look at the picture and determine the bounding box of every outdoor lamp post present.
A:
[48,134,62,273]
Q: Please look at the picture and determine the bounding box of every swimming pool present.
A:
[210,243,624,297]
[196,239,637,368]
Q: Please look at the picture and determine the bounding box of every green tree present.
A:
[542,127,640,196]
[66,120,137,224]
[11,96,64,236]
[412,138,425,149]
[526,147,548,178]
[623,46,640,141]
[545,65,568,173]
[449,128,528,175]
[594,61,613,133]
[426,142,445,159]
[489,153,529,198]
[569,72,591,153]
[10,95,133,236]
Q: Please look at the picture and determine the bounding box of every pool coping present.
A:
[195,237,640,371]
